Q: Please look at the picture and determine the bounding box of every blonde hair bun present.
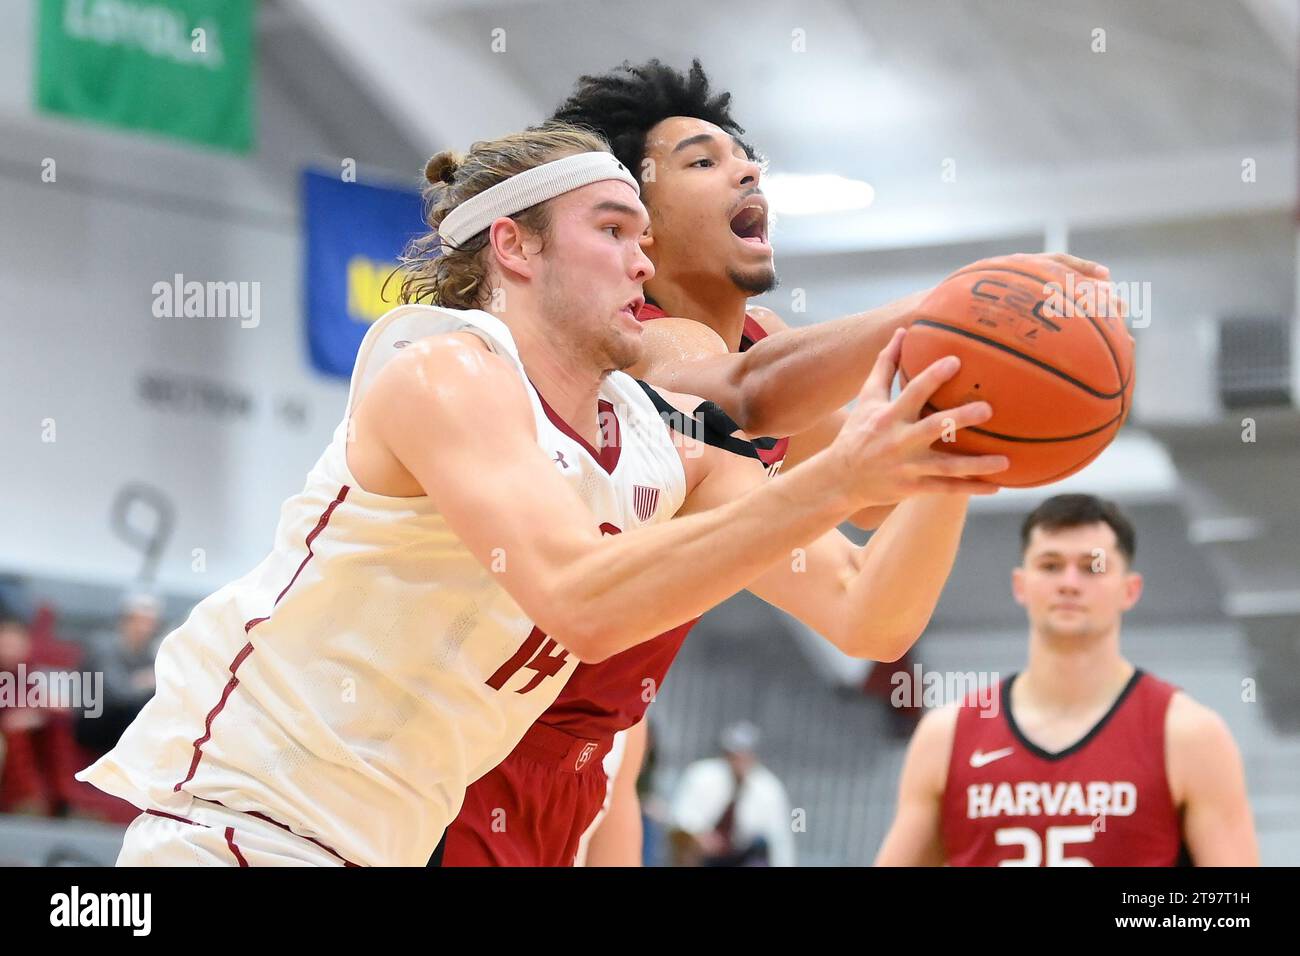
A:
[424,150,463,185]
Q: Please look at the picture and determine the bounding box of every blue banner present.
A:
[302,169,425,378]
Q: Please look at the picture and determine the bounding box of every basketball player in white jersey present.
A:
[79,124,1007,866]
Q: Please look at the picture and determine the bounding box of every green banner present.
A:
[35,0,255,152]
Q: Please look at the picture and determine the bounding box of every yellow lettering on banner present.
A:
[347,256,408,323]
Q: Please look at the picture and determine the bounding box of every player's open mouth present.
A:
[619,296,645,320]
[729,198,769,247]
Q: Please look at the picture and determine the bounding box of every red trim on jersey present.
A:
[224,827,249,867]
[173,640,255,792]
[238,806,361,867]
[145,808,202,827]
[740,314,768,350]
[146,802,358,867]
[173,484,350,794]
[195,795,361,866]
[272,485,352,606]
[529,383,622,475]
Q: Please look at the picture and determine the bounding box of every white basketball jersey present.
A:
[78,304,687,867]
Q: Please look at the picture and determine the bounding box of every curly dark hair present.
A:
[549,58,757,180]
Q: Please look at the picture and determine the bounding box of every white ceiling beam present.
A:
[286,0,548,153]
[1239,0,1299,64]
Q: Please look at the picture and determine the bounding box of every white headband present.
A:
[437,151,640,250]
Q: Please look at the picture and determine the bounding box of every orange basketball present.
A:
[899,257,1135,488]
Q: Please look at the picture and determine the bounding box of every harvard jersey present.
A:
[77,304,687,867]
[535,303,790,742]
[941,670,1184,867]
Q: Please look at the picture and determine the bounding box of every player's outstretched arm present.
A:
[630,252,1110,440]
[629,313,895,531]
[875,705,957,866]
[678,334,1000,660]
[1166,693,1259,866]
[729,491,972,660]
[362,332,854,664]
[627,292,920,441]
[364,330,1002,664]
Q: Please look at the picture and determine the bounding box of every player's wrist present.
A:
[896,287,931,325]
[793,443,873,516]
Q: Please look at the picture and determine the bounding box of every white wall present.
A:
[0,3,379,597]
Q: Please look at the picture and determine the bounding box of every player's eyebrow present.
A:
[592,200,650,231]
[672,132,744,154]
[1034,550,1095,563]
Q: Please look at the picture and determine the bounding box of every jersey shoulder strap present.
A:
[634,380,761,461]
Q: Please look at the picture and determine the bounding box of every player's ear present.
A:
[1011,566,1027,606]
[1121,570,1143,611]
[488,217,537,281]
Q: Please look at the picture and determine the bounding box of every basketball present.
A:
[899,258,1136,487]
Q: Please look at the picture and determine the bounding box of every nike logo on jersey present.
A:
[970,747,1015,768]
[553,451,568,469]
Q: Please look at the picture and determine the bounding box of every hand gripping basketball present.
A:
[828,328,1009,509]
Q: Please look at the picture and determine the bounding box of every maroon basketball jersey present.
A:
[537,302,790,739]
[941,670,1184,866]
[636,302,789,473]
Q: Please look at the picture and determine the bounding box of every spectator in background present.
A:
[1,613,42,812]
[0,612,80,815]
[0,576,33,626]
[0,590,19,793]
[76,592,162,755]
[668,720,794,867]
[0,615,23,794]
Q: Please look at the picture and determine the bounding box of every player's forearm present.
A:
[735,292,925,437]
[551,458,858,662]
[836,494,971,660]
[847,503,897,530]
